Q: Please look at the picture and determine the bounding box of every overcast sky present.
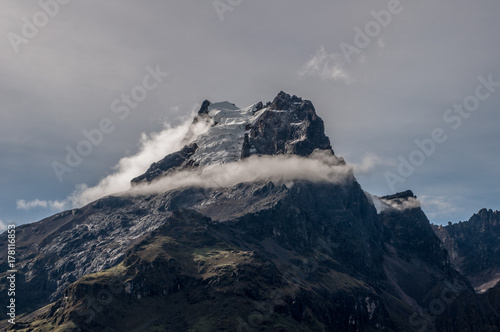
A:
[1,0,499,229]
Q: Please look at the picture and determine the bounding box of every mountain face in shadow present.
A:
[433,209,500,294]
[1,92,499,331]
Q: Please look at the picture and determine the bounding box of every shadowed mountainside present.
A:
[1,92,499,331]
[433,209,500,293]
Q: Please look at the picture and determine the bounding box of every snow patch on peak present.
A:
[208,101,239,112]
[190,102,265,167]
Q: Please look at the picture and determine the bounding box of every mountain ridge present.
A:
[1,92,499,331]
[132,91,333,186]
[433,208,500,293]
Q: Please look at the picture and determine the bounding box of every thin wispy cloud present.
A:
[17,114,212,211]
[351,152,390,175]
[68,116,211,207]
[128,150,353,197]
[16,199,64,211]
[366,193,421,214]
[382,196,421,211]
[298,47,351,83]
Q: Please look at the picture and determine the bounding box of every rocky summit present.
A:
[433,209,500,294]
[1,92,499,331]
[131,92,333,185]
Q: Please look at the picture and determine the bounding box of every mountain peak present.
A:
[197,99,211,115]
[270,91,304,110]
[471,208,500,226]
[381,190,416,201]
[132,92,333,185]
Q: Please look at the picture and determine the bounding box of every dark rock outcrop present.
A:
[197,99,211,115]
[433,209,500,293]
[247,92,332,157]
[381,190,416,202]
[131,143,198,185]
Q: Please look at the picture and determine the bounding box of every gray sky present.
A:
[1,0,499,228]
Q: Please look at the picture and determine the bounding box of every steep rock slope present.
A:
[1,92,499,331]
[433,209,500,293]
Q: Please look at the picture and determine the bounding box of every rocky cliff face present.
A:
[132,92,333,185]
[1,92,499,331]
[433,209,500,293]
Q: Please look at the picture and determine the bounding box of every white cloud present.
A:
[17,199,47,210]
[16,199,65,211]
[298,47,351,83]
[18,146,352,213]
[352,152,385,175]
[365,192,421,214]
[17,114,212,211]
[67,115,211,207]
[127,150,352,197]
[17,148,352,214]
[381,196,421,211]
